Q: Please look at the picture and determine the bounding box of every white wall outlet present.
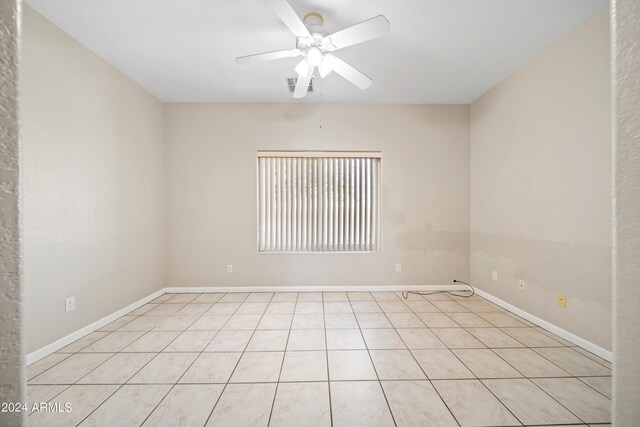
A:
[492,271,498,281]
[518,279,527,292]
[226,264,233,273]
[65,297,75,312]
[395,263,402,273]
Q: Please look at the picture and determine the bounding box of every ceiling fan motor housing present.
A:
[297,12,329,63]
[303,12,327,35]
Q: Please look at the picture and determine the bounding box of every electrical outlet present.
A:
[492,271,498,281]
[557,293,567,308]
[395,263,402,273]
[518,280,527,292]
[65,297,75,312]
[226,265,233,274]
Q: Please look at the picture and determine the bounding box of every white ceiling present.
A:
[26,0,607,104]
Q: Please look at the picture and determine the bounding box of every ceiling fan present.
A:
[235,0,390,98]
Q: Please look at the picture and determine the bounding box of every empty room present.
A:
[2,0,640,426]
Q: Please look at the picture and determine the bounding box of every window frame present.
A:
[256,150,383,254]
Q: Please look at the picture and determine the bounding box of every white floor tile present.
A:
[142,384,224,427]
[29,292,611,427]
[330,381,394,427]
[270,382,331,427]
[229,352,284,383]
[328,350,377,381]
[433,379,519,427]
[78,384,170,427]
[382,380,458,427]
[280,351,328,382]
[206,383,276,427]
[179,352,241,383]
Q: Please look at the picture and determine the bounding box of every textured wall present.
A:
[0,0,24,425]
[612,0,640,424]
[165,103,470,288]
[470,10,612,350]
[21,6,166,353]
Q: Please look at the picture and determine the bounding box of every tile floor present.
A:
[26,291,612,427]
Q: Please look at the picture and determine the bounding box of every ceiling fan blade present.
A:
[293,66,314,99]
[329,54,372,90]
[322,15,390,51]
[265,0,311,38]
[236,48,301,65]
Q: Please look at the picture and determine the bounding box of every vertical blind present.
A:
[257,151,382,252]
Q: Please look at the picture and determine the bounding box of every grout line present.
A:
[417,302,604,425]
[417,300,585,426]
[446,352,525,426]
[27,329,123,382]
[38,346,609,354]
[401,292,606,427]
[22,375,614,386]
[322,293,334,427]
[24,384,71,417]
[574,376,612,400]
[382,292,462,427]
[73,293,208,426]
[346,291,398,427]
[571,347,613,369]
[201,291,275,427]
[480,334,614,401]
[416,297,526,427]
[135,295,228,426]
[266,292,297,426]
[72,383,126,426]
[28,291,612,426]
[73,293,211,425]
[486,370,589,425]
[27,293,198,386]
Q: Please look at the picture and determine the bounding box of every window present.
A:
[257,151,382,252]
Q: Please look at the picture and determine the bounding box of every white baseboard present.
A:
[474,288,613,362]
[25,284,465,365]
[27,284,612,366]
[26,288,166,365]
[163,284,469,293]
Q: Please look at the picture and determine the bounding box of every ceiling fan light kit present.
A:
[235,0,390,98]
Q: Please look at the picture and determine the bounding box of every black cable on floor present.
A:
[401,279,475,299]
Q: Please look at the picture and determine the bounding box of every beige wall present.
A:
[20,4,612,356]
[470,10,612,349]
[21,6,167,353]
[165,104,470,287]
